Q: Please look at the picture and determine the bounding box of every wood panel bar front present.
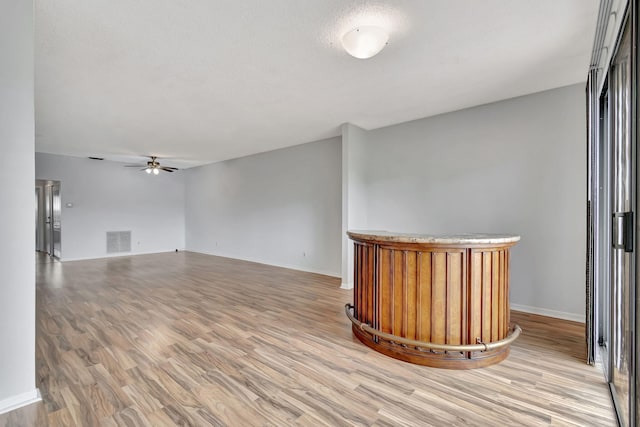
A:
[347,231,521,369]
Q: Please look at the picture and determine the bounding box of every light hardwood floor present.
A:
[2,251,616,426]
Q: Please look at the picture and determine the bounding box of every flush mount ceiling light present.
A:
[341,26,389,59]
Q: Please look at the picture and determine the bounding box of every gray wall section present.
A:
[35,153,186,261]
[185,137,342,277]
[355,83,586,318]
[0,0,36,404]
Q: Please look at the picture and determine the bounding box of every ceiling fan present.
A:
[124,156,179,175]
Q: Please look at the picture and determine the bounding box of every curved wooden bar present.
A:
[347,230,521,369]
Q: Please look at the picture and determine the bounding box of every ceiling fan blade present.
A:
[162,166,179,170]
[160,167,175,172]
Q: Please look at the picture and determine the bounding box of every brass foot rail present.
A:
[345,304,521,352]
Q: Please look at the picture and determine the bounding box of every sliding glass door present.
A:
[609,20,634,425]
[589,4,638,424]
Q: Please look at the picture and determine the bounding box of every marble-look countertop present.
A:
[347,230,520,245]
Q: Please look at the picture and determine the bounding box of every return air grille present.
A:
[106,231,131,253]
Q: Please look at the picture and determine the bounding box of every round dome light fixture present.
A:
[341,26,389,59]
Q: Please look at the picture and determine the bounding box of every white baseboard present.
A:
[62,249,183,262]
[0,389,41,415]
[184,250,341,279]
[511,304,584,323]
[340,282,353,290]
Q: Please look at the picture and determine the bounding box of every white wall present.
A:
[185,137,342,277]
[0,0,38,411]
[341,123,369,286]
[35,153,185,261]
[350,84,586,320]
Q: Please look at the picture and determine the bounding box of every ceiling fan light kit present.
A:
[125,156,179,175]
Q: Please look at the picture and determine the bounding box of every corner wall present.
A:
[35,153,186,261]
[0,0,39,411]
[185,137,342,277]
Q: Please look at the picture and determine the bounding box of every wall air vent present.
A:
[106,231,131,253]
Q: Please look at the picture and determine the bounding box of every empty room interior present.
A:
[4,0,640,426]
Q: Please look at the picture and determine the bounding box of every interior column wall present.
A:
[341,123,369,288]
[0,0,38,410]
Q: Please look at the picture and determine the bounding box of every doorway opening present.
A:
[36,180,61,260]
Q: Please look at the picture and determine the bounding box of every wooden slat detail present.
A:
[417,251,432,343]
[498,249,505,338]
[491,251,500,342]
[354,242,376,327]
[504,250,511,327]
[379,248,393,334]
[392,250,404,335]
[469,249,512,346]
[431,252,447,344]
[360,243,367,322]
[469,251,482,346]
[447,252,463,345]
[353,243,372,323]
[354,243,362,321]
[481,251,492,343]
[367,243,375,327]
[405,251,417,340]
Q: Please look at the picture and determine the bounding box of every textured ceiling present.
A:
[35,0,599,168]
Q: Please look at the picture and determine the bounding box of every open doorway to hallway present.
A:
[35,179,61,259]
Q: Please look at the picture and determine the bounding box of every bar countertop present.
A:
[347,230,521,245]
